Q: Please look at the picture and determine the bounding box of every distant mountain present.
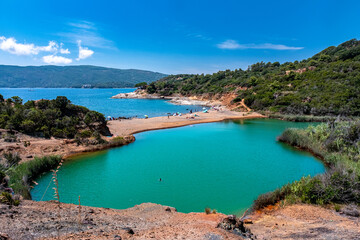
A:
[0,65,167,88]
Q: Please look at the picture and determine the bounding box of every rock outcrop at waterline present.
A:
[218,215,255,239]
[111,90,167,99]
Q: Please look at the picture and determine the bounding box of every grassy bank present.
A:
[267,113,359,122]
[5,156,62,199]
[253,121,360,210]
[267,114,337,122]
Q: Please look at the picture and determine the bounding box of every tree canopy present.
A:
[0,95,110,138]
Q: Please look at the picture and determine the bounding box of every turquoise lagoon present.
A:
[31,119,325,215]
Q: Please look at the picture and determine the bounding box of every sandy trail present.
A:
[108,109,265,136]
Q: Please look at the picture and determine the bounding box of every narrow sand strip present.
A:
[108,109,266,136]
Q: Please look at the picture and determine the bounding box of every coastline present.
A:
[0,108,264,162]
[108,108,265,136]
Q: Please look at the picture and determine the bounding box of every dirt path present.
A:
[108,109,265,136]
[239,99,251,112]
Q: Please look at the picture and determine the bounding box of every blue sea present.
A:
[0,88,203,118]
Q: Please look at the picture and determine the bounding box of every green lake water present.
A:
[31,119,325,215]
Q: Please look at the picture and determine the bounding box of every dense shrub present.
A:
[2,152,21,168]
[79,130,92,138]
[0,95,109,138]
[110,136,125,145]
[7,155,62,199]
[0,192,20,206]
[254,121,360,210]
[0,170,5,182]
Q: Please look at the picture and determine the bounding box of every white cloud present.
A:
[217,40,303,50]
[76,40,94,60]
[0,36,73,56]
[42,55,72,64]
[60,48,70,54]
[217,40,241,50]
[36,41,58,52]
[59,43,70,54]
[0,35,97,64]
[0,37,38,55]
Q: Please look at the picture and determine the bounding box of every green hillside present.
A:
[148,39,360,116]
[0,65,167,88]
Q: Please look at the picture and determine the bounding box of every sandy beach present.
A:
[0,108,264,161]
[108,108,265,136]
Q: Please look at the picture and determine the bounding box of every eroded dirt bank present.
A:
[247,204,360,240]
[1,200,359,239]
[0,201,241,240]
[0,129,135,162]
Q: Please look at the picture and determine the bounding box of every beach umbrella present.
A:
[144,115,148,118]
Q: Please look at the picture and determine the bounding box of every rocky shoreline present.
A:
[111,90,222,107]
[111,91,168,100]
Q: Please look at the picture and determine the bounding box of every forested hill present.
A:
[148,39,360,116]
[0,65,167,88]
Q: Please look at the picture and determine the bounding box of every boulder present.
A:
[217,215,255,239]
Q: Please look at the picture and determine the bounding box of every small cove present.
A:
[31,119,325,215]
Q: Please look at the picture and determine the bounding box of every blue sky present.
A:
[0,0,359,74]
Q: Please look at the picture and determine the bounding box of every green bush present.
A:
[0,192,20,206]
[205,207,211,214]
[110,136,125,145]
[7,155,62,199]
[0,170,5,182]
[0,96,109,139]
[253,185,291,211]
[254,121,360,210]
[79,130,92,138]
[3,152,21,168]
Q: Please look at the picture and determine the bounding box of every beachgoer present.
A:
[159,178,162,182]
